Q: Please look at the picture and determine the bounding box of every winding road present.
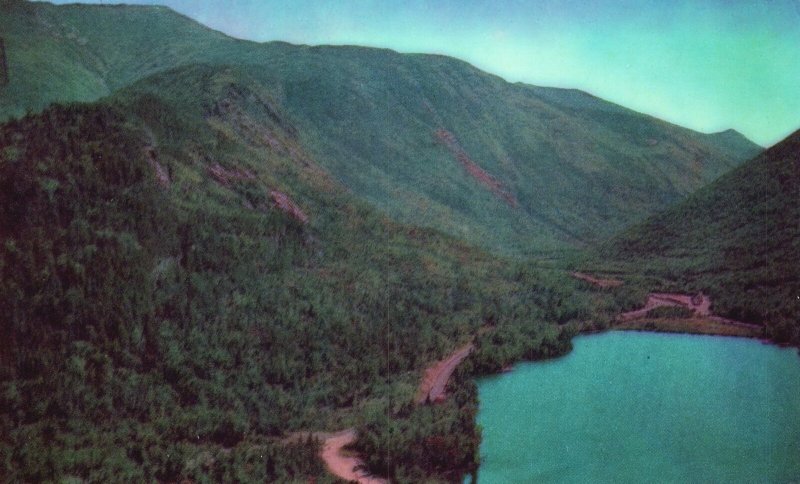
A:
[415,343,474,404]
[618,292,761,330]
[619,292,711,320]
[320,429,386,484]
[319,343,474,482]
[317,289,762,482]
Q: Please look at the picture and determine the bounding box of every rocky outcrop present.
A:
[145,147,170,188]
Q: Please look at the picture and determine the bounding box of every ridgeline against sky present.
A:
[41,0,800,147]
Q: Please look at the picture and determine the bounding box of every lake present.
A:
[473,332,800,483]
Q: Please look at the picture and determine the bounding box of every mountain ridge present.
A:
[1,0,762,254]
[0,1,795,481]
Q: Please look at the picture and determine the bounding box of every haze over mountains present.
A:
[0,0,761,254]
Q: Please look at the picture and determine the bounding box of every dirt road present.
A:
[320,429,386,484]
[619,292,711,321]
[618,292,760,330]
[318,342,475,481]
[415,343,474,404]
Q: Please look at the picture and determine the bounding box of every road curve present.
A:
[320,429,386,484]
[317,341,475,482]
[416,343,474,404]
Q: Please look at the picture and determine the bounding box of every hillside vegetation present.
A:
[592,130,800,345]
[0,65,596,482]
[0,1,790,481]
[0,0,761,254]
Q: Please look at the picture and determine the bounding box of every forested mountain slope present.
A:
[0,64,592,481]
[0,0,761,253]
[598,130,800,344]
[0,1,791,481]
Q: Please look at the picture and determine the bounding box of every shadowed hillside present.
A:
[0,0,761,254]
[594,130,800,344]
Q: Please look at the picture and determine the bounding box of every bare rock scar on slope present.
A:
[434,129,518,208]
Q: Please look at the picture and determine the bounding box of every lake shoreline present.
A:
[463,328,797,482]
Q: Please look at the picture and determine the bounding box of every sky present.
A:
[47,0,800,146]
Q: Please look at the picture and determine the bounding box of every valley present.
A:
[0,0,797,482]
[0,0,762,256]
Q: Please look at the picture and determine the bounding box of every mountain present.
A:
[0,62,598,481]
[0,1,791,481]
[703,128,765,161]
[598,130,800,344]
[0,0,761,254]
[0,0,231,113]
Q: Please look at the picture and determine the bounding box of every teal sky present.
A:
[47,0,800,146]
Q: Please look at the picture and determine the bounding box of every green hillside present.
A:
[245,49,761,254]
[0,64,598,481]
[1,1,790,481]
[594,130,800,344]
[0,0,232,115]
[0,0,761,254]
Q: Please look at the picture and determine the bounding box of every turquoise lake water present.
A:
[473,332,800,483]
